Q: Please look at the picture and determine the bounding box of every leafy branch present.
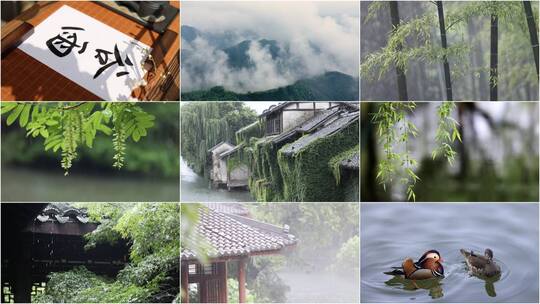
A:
[372,102,461,201]
[361,9,470,81]
[372,102,419,201]
[1,102,155,175]
[432,101,462,165]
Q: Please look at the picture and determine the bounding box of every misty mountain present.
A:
[181,71,359,101]
[182,25,289,70]
[181,25,200,43]
[181,25,257,49]
[223,39,281,69]
[181,25,359,99]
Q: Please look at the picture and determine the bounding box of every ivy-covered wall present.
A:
[246,138,285,202]
[236,121,264,144]
[182,102,360,202]
[329,146,360,202]
[277,120,359,202]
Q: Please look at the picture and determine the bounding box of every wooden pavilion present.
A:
[1,203,128,303]
[181,205,296,303]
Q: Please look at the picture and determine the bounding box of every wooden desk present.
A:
[0,1,179,101]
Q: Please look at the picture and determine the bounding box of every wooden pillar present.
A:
[238,258,247,303]
[13,235,32,303]
[219,262,228,303]
[200,264,208,304]
[200,281,207,303]
[181,264,189,303]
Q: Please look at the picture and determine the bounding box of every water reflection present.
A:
[461,263,502,298]
[385,276,444,299]
[180,157,254,202]
[1,166,179,201]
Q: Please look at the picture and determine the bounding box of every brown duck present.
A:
[460,248,501,277]
[384,249,445,280]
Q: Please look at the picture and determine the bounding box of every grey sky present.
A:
[245,102,279,114]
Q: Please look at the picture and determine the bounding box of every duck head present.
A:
[484,248,494,260]
[418,249,444,264]
[418,250,444,276]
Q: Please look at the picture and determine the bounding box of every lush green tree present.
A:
[34,203,180,303]
[180,102,257,176]
[331,236,359,278]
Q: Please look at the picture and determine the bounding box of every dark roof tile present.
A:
[36,203,90,224]
[182,206,296,260]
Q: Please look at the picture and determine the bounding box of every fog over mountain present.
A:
[181,1,359,93]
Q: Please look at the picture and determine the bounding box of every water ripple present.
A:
[361,203,539,302]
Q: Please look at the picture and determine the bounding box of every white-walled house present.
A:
[207,142,235,187]
[208,142,249,190]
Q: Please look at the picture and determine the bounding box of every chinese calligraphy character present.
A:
[46,26,89,57]
[93,44,134,79]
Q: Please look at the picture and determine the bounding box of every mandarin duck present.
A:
[384,249,445,280]
[460,248,501,277]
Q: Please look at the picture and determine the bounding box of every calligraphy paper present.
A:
[18,5,152,101]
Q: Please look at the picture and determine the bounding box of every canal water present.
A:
[180,157,254,202]
[278,269,359,303]
[1,166,179,202]
[361,203,539,302]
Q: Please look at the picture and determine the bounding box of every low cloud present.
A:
[182,1,359,93]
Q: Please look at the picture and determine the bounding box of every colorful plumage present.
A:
[384,249,445,280]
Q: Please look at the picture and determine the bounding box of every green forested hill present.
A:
[181,71,359,101]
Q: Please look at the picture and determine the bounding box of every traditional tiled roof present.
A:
[181,206,296,261]
[272,107,343,144]
[219,143,244,159]
[36,203,90,224]
[280,111,359,156]
[236,121,260,133]
[203,203,250,216]
[260,102,357,118]
[207,141,235,153]
[259,102,292,117]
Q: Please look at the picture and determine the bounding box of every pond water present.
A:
[1,166,179,202]
[278,269,359,303]
[180,158,254,202]
[361,203,539,303]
